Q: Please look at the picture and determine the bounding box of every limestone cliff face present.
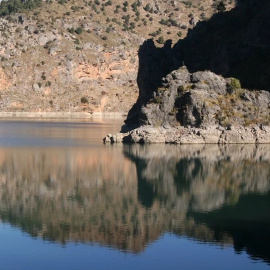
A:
[138,67,270,128]
[0,38,139,113]
[0,13,141,114]
[0,67,10,90]
[76,52,138,80]
[0,0,230,114]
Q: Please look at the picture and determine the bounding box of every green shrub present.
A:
[157,36,164,44]
[75,27,83,34]
[230,78,241,90]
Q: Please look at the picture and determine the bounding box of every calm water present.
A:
[0,119,269,270]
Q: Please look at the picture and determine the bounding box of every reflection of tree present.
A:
[0,145,269,263]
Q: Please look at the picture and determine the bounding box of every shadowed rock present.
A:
[124,0,270,129]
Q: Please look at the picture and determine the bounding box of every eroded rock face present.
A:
[104,67,270,144]
[138,67,270,128]
[0,67,10,90]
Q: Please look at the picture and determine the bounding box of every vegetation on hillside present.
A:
[0,0,236,45]
[0,0,41,16]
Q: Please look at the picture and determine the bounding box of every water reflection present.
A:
[125,144,270,262]
[0,142,269,263]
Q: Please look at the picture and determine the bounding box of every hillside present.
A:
[0,0,235,114]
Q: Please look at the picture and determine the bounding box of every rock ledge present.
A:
[104,125,270,144]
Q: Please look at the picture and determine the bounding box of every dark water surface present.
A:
[0,119,269,270]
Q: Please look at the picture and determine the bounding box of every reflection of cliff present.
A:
[0,145,269,262]
[126,144,270,212]
[124,144,270,263]
[190,193,270,265]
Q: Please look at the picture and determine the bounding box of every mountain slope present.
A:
[0,0,235,113]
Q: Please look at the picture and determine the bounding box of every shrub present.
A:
[230,78,241,90]
[68,27,75,34]
[75,27,83,34]
[157,36,164,44]
[81,96,89,104]
[41,72,46,80]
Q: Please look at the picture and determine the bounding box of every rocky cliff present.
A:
[104,67,270,143]
[104,0,270,143]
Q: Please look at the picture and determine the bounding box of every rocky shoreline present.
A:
[104,67,270,144]
[103,124,270,144]
[0,111,126,119]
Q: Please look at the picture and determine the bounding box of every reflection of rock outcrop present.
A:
[124,144,270,263]
[190,193,270,264]
[125,144,270,212]
[0,145,269,263]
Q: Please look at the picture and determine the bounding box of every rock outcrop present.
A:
[104,67,270,144]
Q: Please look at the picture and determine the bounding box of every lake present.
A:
[0,119,269,270]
